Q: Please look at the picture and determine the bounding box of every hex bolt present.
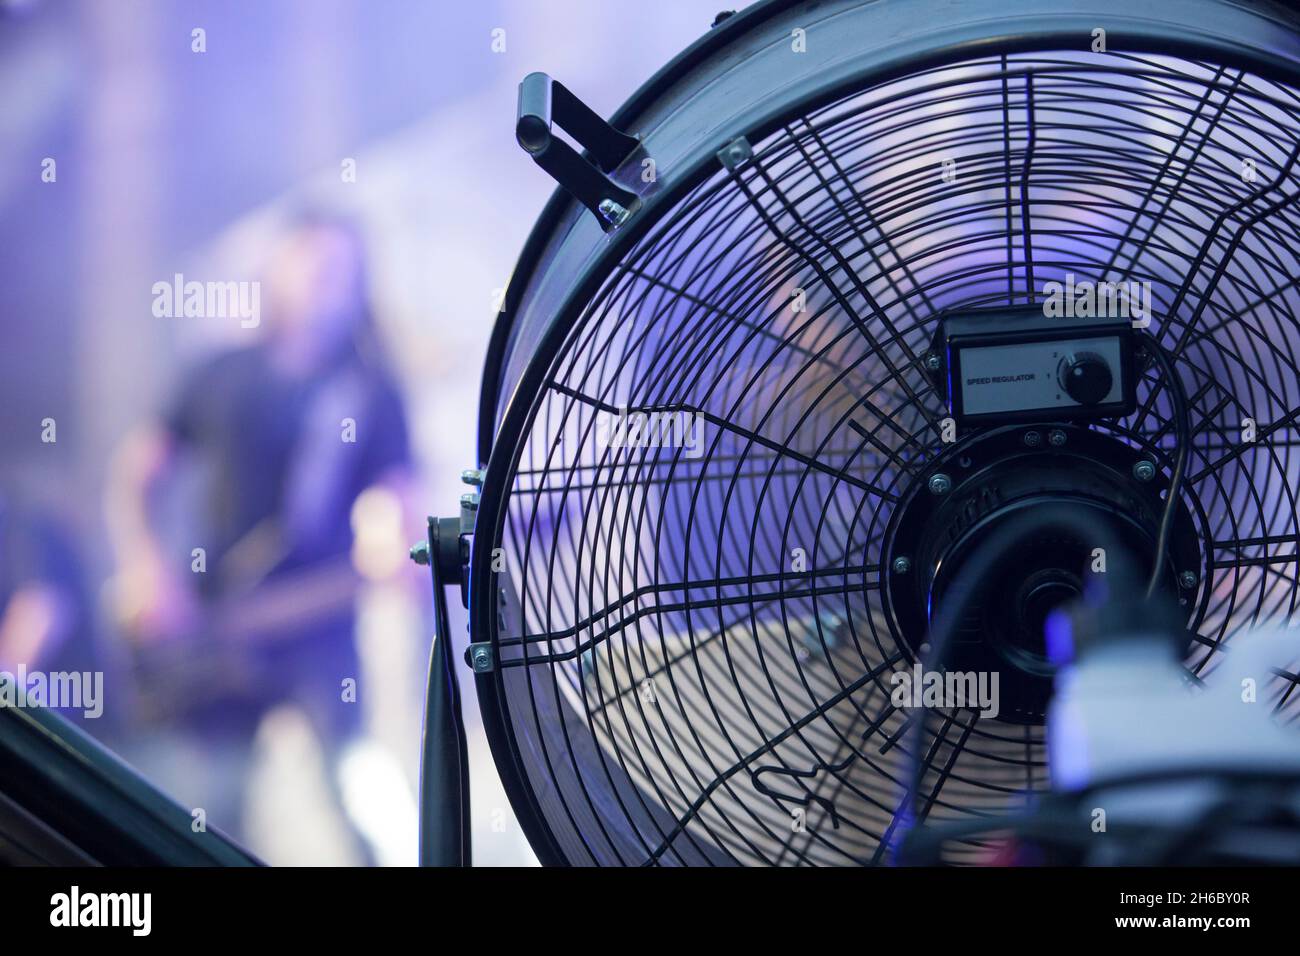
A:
[892,556,912,574]
[598,199,631,226]
[725,139,752,167]
[409,541,430,566]
[1179,570,1198,590]
[460,492,480,511]
[927,473,952,495]
[461,468,485,486]
[1048,429,1067,447]
[1023,430,1043,448]
[718,136,755,170]
[1132,460,1157,482]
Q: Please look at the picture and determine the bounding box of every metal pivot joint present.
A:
[416,513,471,867]
[516,72,644,231]
[412,463,495,865]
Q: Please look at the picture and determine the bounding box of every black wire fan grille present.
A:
[489,50,1300,866]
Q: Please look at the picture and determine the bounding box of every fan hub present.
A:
[882,425,1201,723]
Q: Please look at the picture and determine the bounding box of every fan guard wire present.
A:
[487,51,1300,866]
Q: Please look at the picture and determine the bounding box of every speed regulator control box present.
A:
[931,305,1139,425]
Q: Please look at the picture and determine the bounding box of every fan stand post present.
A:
[413,515,472,867]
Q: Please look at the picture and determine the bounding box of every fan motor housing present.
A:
[882,425,1203,723]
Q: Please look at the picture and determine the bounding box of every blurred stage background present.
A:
[0,0,733,865]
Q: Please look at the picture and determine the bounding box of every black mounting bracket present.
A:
[516,72,644,231]
[415,514,471,866]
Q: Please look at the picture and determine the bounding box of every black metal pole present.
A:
[418,516,471,866]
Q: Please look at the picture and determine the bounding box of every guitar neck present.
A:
[208,557,362,646]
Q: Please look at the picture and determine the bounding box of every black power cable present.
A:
[901,765,1300,865]
[902,508,1142,848]
[1139,332,1191,601]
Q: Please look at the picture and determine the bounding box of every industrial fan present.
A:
[416,0,1300,866]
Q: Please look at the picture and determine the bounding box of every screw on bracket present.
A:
[717,136,753,171]
[1132,460,1157,482]
[467,643,494,673]
[598,198,632,227]
[892,556,912,574]
[927,473,952,495]
[409,540,430,566]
